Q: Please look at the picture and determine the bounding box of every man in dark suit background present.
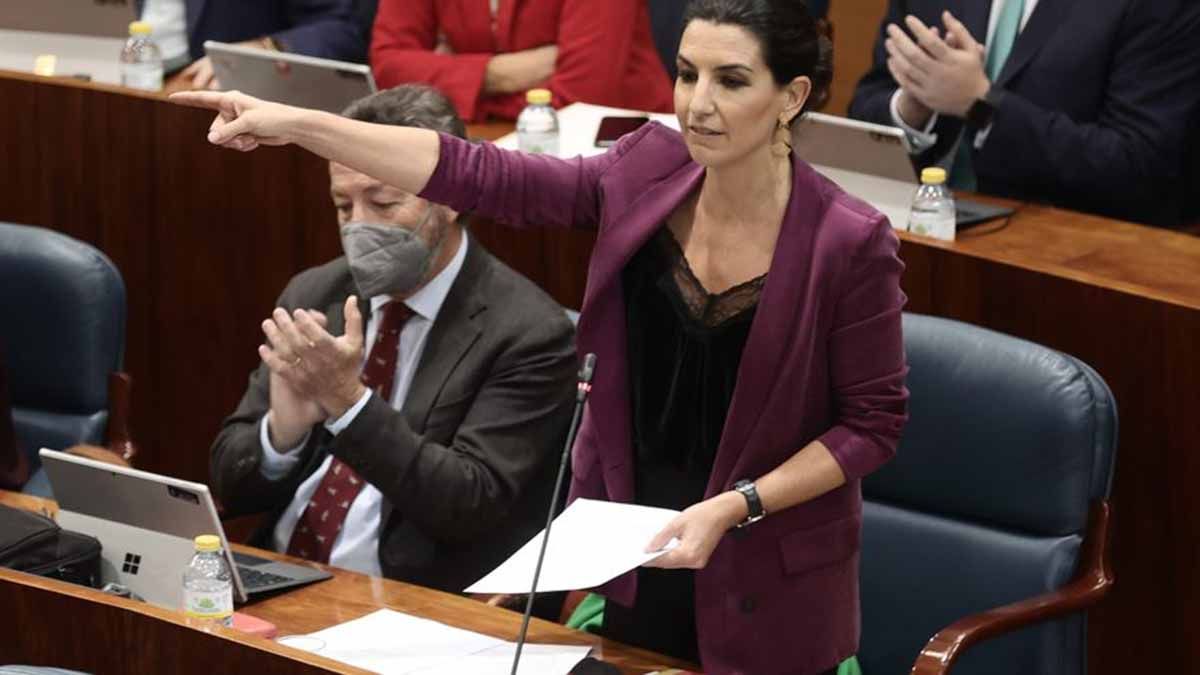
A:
[849,0,1200,227]
[210,85,577,594]
[135,0,366,88]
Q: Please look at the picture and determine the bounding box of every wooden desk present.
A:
[0,491,691,674]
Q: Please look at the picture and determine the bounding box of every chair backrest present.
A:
[859,314,1117,675]
[0,223,126,475]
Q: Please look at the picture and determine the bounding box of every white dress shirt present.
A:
[890,0,1040,154]
[257,235,468,576]
[139,0,190,64]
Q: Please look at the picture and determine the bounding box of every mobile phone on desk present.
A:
[595,116,651,147]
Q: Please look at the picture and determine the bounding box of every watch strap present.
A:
[733,479,766,528]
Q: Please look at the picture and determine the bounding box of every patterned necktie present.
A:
[285,301,414,563]
[950,0,1027,190]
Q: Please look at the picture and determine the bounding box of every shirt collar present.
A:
[369,233,468,322]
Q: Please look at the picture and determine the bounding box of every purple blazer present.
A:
[422,122,909,675]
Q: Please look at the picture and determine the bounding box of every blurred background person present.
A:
[369,0,674,122]
[849,0,1200,227]
[136,0,366,90]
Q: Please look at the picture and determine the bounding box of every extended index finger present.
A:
[168,90,229,111]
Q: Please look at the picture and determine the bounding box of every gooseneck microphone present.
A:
[510,353,597,675]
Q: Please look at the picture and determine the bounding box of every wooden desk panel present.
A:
[0,491,692,674]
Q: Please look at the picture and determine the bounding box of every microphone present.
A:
[510,353,597,675]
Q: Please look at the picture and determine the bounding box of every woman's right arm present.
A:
[170,90,633,229]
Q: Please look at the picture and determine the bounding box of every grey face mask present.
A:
[340,206,439,298]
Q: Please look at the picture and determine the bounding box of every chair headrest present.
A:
[864,314,1117,536]
[0,223,125,413]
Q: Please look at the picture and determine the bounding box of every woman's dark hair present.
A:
[682,0,833,114]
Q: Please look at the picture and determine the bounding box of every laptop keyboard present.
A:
[232,551,274,567]
[237,565,294,590]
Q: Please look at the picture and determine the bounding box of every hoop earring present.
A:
[772,117,793,157]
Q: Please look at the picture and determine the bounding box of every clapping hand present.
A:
[886,11,990,121]
[260,297,368,440]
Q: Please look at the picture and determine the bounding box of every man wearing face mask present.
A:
[209,85,577,594]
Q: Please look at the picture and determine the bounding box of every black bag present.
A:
[0,504,101,588]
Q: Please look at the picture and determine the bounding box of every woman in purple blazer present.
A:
[174,1,908,671]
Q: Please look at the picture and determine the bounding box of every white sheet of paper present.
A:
[492,102,680,158]
[296,609,507,673]
[465,498,680,594]
[279,609,592,675]
[416,644,593,675]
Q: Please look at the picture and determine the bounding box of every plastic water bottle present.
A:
[516,89,559,156]
[908,167,957,241]
[182,535,233,628]
[119,21,163,91]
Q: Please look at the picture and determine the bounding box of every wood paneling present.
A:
[827,0,889,115]
[0,70,342,485]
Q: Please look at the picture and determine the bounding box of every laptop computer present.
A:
[792,111,1013,232]
[39,448,331,610]
[204,40,376,113]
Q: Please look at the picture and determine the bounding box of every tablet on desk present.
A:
[792,112,1013,232]
[204,41,376,113]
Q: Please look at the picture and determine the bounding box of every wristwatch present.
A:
[966,84,1005,130]
[733,479,767,528]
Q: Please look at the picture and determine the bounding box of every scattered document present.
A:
[465,498,680,594]
[492,102,681,158]
[278,609,591,675]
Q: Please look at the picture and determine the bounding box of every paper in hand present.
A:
[465,498,680,594]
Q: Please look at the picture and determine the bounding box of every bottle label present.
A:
[184,588,233,625]
[908,211,956,241]
[518,131,559,156]
[121,63,163,92]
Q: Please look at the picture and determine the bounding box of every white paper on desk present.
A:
[300,609,506,673]
[493,102,681,159]
[465,498,680,594]
[415,644,593,675]
[286,609,591,675]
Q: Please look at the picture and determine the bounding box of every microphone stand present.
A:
[510,353,597,675]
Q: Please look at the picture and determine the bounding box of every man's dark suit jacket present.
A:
[849,0,1200,227]
[135,0,365,62]
[210,236,577,593]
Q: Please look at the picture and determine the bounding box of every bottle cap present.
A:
[920,167,947,185]
[129,21,152,36]
[525,89,552,105]
[194,535,221,552]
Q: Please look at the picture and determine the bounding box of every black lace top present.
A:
[601,227,766,662]
[624,227,765,509]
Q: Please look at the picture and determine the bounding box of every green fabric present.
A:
[949,0,1026,191]
[565,592,606,633]
[565,594,863,673]
[837,655,864,675]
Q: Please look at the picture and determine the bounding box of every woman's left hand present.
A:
[643,492,747,569]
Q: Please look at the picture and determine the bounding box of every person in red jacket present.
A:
[370,0,674,122]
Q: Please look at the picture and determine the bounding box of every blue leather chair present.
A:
[0,223,135,496]
[859,314,1116,675]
